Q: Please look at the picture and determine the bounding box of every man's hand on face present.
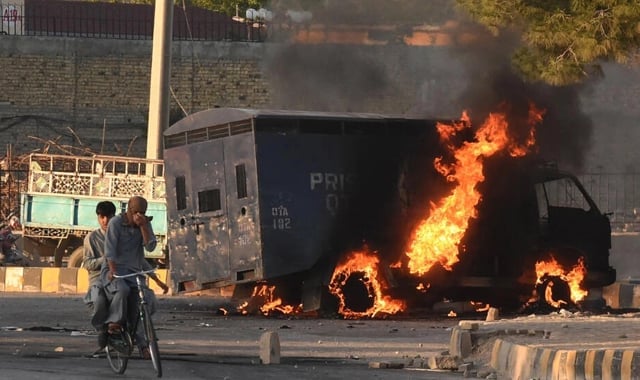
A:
[132,212,149,227]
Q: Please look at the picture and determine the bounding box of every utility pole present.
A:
[146,0,173,164]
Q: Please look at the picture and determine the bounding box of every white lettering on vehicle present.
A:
[309,172,354,216]
[271,205,292,230]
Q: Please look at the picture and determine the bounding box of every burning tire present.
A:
[328,250,406,319]
[332,271,374,314]
[535,274,574,310]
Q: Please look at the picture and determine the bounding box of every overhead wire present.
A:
[168,0,204,118]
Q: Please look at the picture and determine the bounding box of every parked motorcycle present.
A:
[0,215,30,266]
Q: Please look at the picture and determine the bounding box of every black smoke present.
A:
[265,45,389,112]
[262,0,457,112]
[263,0,596,170]
[451,25,595,171]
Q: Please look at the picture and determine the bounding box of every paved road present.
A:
[0,294,469,379]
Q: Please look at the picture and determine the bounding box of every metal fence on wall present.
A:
[578,173,640,233]
[1,0,268,41]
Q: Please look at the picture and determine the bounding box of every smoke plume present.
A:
[451,25,595,171]
[263,0,595,169]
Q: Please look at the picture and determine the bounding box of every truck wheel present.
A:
[67,246,84,268]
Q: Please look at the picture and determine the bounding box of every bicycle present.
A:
[105,269,162,377]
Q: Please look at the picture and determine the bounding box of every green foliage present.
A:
[456,0,640,85]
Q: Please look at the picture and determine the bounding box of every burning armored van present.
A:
[163,108,615,312]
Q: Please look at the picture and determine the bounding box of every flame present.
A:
[237,301,249,315]
[405,109,541,276]
[236,284,302,316]
[329,248,406,319]
[447,310,457,317]
[535,256,588,303]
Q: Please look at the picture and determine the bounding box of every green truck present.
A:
[19,153,167,267]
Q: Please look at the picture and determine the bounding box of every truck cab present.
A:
[429,157,617,306]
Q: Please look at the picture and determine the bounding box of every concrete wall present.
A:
[580,62,640,174]
[610,233,640,281]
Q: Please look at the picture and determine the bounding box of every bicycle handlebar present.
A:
[112,269,157,279]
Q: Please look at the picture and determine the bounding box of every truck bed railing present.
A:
[26,153,166,202]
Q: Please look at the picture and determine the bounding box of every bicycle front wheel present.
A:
[105,330,133,374]
[142,304,162,377]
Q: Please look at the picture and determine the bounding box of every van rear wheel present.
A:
[67,246,84,268]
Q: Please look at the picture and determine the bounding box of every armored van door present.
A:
[223,134,261,282]
[166,141,231,291]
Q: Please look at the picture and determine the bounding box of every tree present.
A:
[455,0,640,85]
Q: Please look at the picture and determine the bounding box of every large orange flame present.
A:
[535,256,588,304]
[405,108,541,276]
[329,248,406,319]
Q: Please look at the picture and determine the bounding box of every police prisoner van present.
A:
[163,108,615,310]
[163,108,445,301]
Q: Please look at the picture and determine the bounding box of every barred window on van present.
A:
[198,189,221,213]
[236,164,247,199]
[176,176,187,210]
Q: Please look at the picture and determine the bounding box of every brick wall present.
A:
[0,37,468,158]
[1,36,640,173]
[0,37,273,156]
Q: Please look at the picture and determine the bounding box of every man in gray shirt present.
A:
[101,195,168,358]
[82,200,116,351]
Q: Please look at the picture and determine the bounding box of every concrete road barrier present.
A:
[603,281,640,309]
[0,267,169,294]
[490,338,640,380]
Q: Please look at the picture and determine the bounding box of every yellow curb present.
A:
[41,268,61,293]
[585,350,597,380]
[5,267,24,291]
[77,268,89,294]
[0,267,172,295]
[491,338,639,380]
[621,350,634,380]
[149,269,168,294]
[602,349,615,380]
